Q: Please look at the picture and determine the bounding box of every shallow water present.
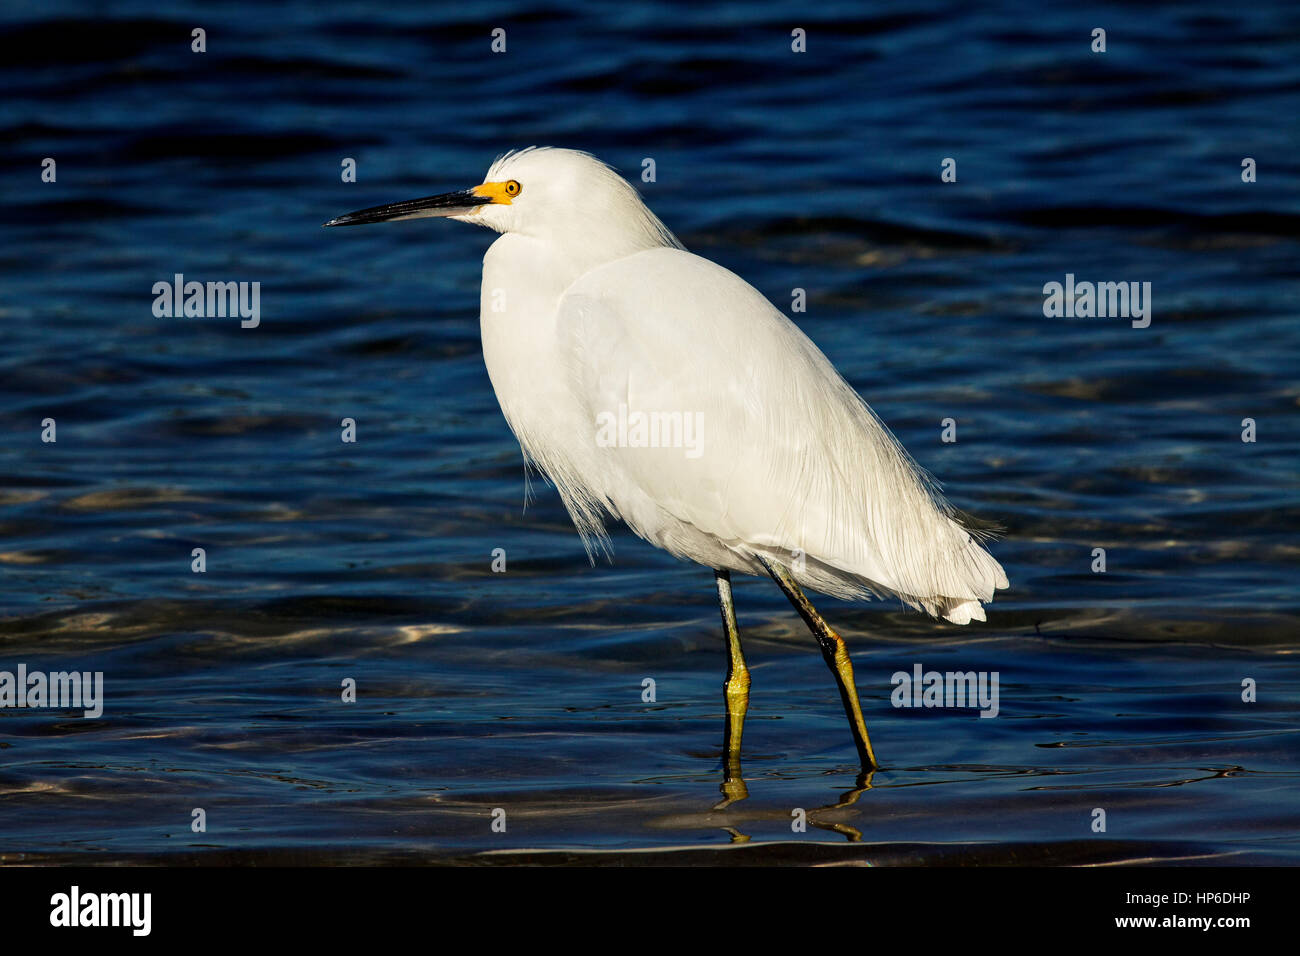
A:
[0,1,1297,864]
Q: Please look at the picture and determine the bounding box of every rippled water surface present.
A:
[1,1,1298,864]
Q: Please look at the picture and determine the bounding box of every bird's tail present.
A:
[932,528,1009,624]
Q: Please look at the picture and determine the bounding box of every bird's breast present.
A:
[478,234,591,458]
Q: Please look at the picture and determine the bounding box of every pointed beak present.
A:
[323,188,491,227]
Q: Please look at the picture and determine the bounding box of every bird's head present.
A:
[324,147,681,257]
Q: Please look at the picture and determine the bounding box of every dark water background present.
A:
[1,1,1297,864]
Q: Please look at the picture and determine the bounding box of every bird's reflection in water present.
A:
[806,772,876,842]
[713,698,750,810]
[711,698,878,843]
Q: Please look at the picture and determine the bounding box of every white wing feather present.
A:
[550,247,1008,622]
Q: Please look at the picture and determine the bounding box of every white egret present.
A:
[325,147,1009,776]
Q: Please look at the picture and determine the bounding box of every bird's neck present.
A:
[511,202,682,287]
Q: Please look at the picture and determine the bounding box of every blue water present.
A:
[1,0,1297,864]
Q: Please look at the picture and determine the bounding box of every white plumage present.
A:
[327,146,1009,625]
[469,148,1008,624]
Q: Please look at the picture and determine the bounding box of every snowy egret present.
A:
[325,147,1009,775]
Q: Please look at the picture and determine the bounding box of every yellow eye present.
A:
[505,180,521,197]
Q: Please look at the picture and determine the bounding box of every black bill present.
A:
[323,189,491,227]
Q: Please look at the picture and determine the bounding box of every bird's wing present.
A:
[554,247,1007,618]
